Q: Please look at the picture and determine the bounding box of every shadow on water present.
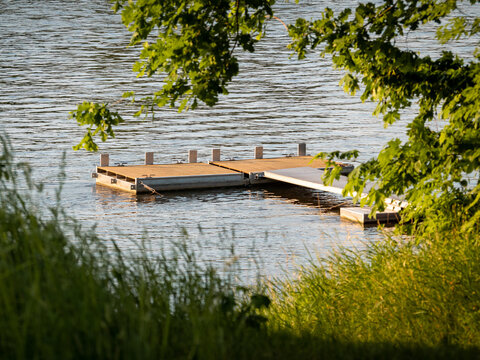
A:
[94,182,352,215]
[260,183,351,213]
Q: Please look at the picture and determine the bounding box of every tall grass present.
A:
[269,230,480,350]
[1,134,480,359]
[0,137,271,359]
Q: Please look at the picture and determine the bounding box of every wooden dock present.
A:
[95,163,245,193]
[92,144,404,225]
[212,156,351,173]
[92,144,353,194]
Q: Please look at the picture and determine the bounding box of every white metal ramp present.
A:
[263,167,406,225]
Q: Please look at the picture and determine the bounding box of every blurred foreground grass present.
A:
[1,135,479,359]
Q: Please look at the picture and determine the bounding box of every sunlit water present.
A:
[1,0,476,280]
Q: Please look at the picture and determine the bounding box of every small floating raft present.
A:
[95,163,245,193]
[340,207,401,225]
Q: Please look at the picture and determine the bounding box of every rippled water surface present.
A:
[1,0,475,278]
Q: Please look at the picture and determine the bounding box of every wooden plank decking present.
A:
[97,163,240,180]
[95,163,245,193]
[211,156,330,174]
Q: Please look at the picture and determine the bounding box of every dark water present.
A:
[1,0,476,279]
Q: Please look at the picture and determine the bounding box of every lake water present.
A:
[1,0,474,279]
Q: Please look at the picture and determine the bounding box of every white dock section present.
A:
[340,207,400,224]
[263,167,349,195]
[263,167,406,225]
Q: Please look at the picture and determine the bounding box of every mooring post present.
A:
[188,150,198,163]
[254,146,263,159]
[298,143,306,156]
[212,148,220,162]
[145,152,154,165]
[100,153,109,167]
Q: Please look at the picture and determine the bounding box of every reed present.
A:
[0,186,277,359]
[0,137,270,359]
[268,229,480,352]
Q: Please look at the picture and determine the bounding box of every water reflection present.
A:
[91,181,381,279]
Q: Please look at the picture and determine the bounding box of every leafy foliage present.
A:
[288,0,480,233]
[115,0,273,109]
[69,101,124,151]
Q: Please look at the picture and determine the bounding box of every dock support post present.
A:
[298,143,306,156]
[254,146,263,159]
[145,152,154,165]
[188,150,197,163]
[212,148,220,162]
[100,153,109,167]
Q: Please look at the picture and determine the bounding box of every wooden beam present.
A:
[254,146,263,159]
[145,152,154,165]
[100,153,109,167]
[212,148,220,162]
[298,143,306,156]
[188,150,197,163]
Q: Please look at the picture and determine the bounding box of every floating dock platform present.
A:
[95,163,245,193]
[92,144,404,225]
[340,207,401,224]
[93,144,353,194]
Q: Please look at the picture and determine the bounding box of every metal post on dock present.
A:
[145,152,154,165]
[100,153,109,167]
[212,148,220,162]
[254,146,263,159]
[188,150,197,163]
[298,143,306,156]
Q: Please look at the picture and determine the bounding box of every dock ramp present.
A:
[263,167,406,225]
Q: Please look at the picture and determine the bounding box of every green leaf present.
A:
[69,102,124,152]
